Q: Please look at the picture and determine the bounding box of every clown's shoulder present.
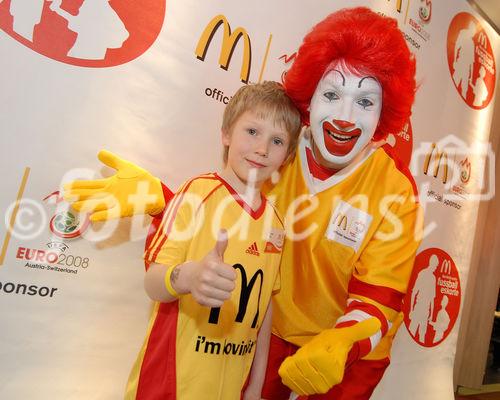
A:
[375,144,419,201]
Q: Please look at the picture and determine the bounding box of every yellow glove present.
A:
[63,150,165,221]
[278,318,381,395]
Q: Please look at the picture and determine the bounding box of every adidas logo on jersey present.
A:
[245,242,260,256]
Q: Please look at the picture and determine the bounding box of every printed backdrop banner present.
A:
[0,0,498,399]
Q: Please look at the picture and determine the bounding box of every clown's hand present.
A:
[63,150,165,221]
[278,318,381,395]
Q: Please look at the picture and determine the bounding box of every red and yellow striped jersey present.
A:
[126,173,284,400]
[266,136,421,359]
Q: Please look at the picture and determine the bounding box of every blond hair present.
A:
[221,81,302,163]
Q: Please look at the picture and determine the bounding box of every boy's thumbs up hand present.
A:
[212,229,229,260]
[181,230,236,308]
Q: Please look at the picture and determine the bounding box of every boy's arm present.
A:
[144,232,237,306]
[243,302,273,400]
[144,263,178,302]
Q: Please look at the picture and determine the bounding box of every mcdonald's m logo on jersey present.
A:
[208,264,263,328]
[195,14,252,83]
[335,214,348,231]
[423,143,449,184]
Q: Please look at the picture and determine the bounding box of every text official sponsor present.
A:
[0,280,58,298]
[422,143,474,210]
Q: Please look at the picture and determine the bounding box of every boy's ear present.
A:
[221,129,231,146]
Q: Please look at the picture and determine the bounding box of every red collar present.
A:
[305,147,338,180]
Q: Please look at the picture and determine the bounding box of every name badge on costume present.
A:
[326,201,372,252]
[264,228,285,254]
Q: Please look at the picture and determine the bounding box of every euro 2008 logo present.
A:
[44,191,89,239]
[0,0,165,67]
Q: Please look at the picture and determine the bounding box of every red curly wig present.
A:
[283,7,416,140]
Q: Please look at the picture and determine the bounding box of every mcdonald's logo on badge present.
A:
[0,0,165,67]
[326,201,372,252]
[195,14,252,83]
[335,214,348,231]
[423,143,449,184]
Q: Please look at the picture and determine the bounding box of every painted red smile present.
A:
[322,121,361,156]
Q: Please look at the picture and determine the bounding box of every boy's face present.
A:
[309,63,383,170]
[222,109,290,188]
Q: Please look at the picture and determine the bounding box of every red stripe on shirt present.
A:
[344,300,389,336]
[145,182,190,261]
[348,277,405,312]
[136,301,179,400]
[215,174,267,219]
[196,183,224,214]
[147,175,221,261]
[146,178,199,262]
[151,183,175,220]
[382,144,419,200]
[144,185,174,270]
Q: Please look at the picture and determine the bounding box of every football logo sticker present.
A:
[403,248,461,347]
[44,191,90,239]
[447,12,496,109]
[0,0,165,67]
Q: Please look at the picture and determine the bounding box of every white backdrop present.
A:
[0,0,498,399]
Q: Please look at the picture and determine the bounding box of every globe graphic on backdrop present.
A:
[53,212,79,234]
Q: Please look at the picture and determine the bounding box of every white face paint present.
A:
[309,63,383,170]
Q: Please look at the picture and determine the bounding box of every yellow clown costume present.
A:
[266,134,421,361]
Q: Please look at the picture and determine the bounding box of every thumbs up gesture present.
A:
[178,230,237,307]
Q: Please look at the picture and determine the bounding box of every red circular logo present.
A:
[385,120,413,167]
[447,12,496,109]
[0,0,165,67]
[403,248,461,347]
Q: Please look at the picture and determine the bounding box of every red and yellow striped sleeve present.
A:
[338,179,421,358]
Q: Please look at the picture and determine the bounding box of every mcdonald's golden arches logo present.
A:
[440,259,452,275]
[335,214,348,231]
[195,14,252,83]
[423,143,448,184]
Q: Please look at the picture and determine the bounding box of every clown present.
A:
[65,7,420,399]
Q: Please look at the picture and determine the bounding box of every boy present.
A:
[125,81,302,400]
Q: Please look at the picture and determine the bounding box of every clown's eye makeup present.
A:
[323,91,339,101]
[357,98,375,109]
